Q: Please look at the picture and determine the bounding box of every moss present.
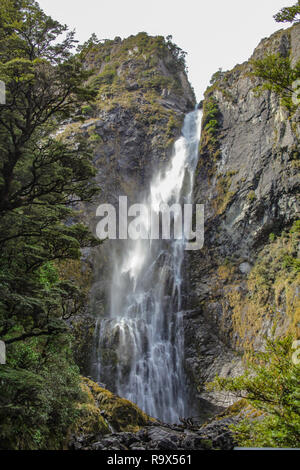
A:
[226,225,300,352]
[89,133,102,143]
[269,232,276,242]
[217,263,235,282]
[72,381,111,437]
[166,113,181,138]
[213,173,236,214]
[81,105,93,116]
[247,190,257,202]
[219,399,264,420]
[81,377,151,433]
[199,438,213,450]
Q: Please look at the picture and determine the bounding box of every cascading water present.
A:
[92,109,202,423]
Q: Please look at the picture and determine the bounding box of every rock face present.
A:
[70,376,239,450]
[62,34,196,376]
[70,27,299,425]
[78,34,195,315]
[184,24,300,412]
[78,419,236,451]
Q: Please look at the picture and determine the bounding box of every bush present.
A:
[0,335,82,449]
[208,336,300,448]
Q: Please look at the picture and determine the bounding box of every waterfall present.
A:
[92,109,202,423]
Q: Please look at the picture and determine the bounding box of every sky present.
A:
[38,0,295,101]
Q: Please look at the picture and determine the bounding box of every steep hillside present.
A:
[64,26,299,421]
[60,33,196,372]
[185,23,300,412]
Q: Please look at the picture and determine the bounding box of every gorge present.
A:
[0,0,299,450]
[71,22,299,439]
[91,109,202,423]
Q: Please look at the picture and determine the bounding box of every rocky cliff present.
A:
[66,27,299,421]
[61,33,195,373]
[185,23,300,412]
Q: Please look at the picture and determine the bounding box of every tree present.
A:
[0,0,99,342]
[0,0,100,449]
[274,1,300,24]
[251,54,300,109]
[251,2,300,110]
[208,336,300,448]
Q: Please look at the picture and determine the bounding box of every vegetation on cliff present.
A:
[209,335,300,447]
[227,221,300,351]
[250,2,300,111]
[193,6,299,444]
[62,31,195,160]
[274,0,300,24]
[251,50,300,111]
[0,0,298,450]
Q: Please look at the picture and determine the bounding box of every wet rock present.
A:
[71,417,238,451]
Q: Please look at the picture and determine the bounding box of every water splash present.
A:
[92,109,202,423]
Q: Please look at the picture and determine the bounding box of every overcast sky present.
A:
[38,0,295,101]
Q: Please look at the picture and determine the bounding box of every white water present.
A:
[92,109,202,423]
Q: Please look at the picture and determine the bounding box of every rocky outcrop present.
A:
[70,376,239,450]
[69,377,151,448]
[70,383,262,451]
[76,419,236,451]
[60,33,195,375]
[69,27,299,426]
[185,24,300,412]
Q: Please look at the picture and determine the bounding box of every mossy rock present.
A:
[75,403,111,435]
[73,381,111,437]
[214,399,264,421]
[81,377,151,433]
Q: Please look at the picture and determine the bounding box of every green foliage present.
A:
[96,64,118,85]
[208,336,300,447]
[0,334,82,449]
[0,0,99,337]
[251,54,300,110]
[290,219,300,234]
[281,220,300,272]
[203,97,220,135]
[38,262,59,290]
[77,33,101,55]
[81,105,93,116]
[269,232,276,242]
[0,0,100,449]
[282,255,300,272]
[165,35,187,71]
[274,1,300,24]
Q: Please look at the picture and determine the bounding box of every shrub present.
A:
[208,336,300,448]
